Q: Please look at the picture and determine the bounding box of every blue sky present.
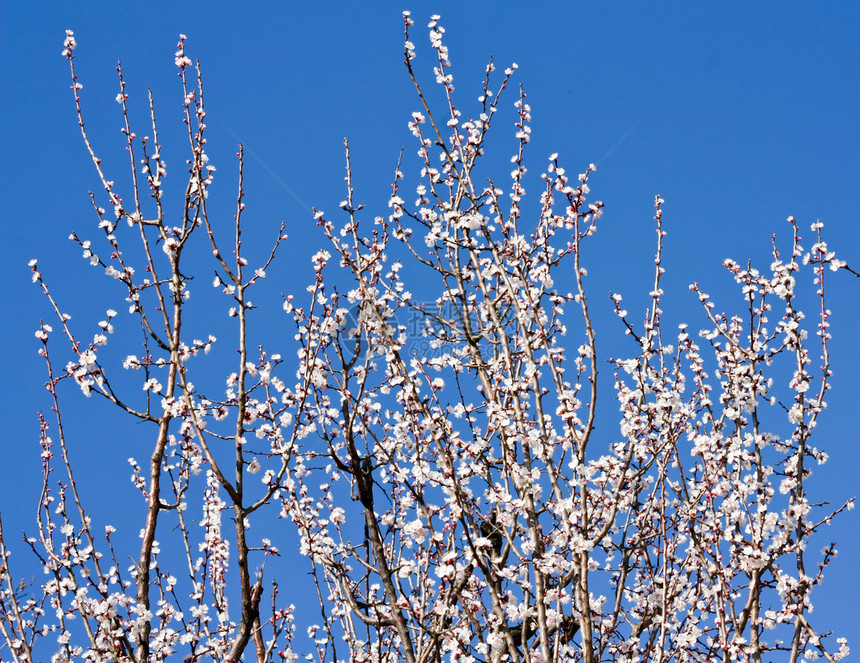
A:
[2,0,858,652]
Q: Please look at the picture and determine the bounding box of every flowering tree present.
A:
[0,13,856,663]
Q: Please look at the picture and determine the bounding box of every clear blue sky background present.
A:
[2,0,858,652]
